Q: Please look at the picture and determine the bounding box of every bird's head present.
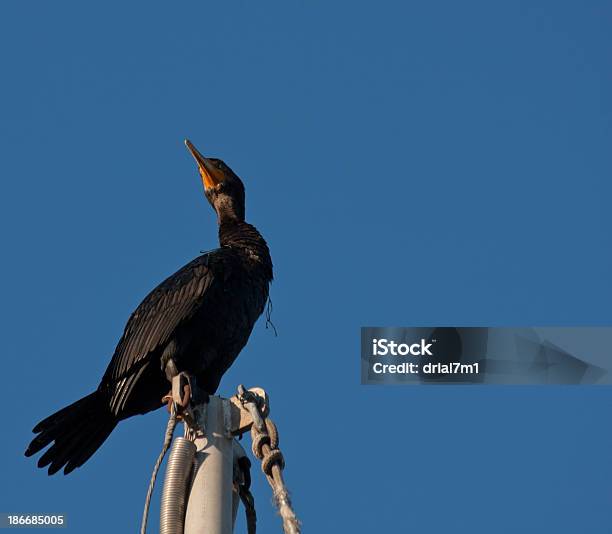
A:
[185,139,246,222]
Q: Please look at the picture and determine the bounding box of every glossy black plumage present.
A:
[25,144,273,475]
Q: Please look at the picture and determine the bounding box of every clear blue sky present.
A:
[1,1,611,532]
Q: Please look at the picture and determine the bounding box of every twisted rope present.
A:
[238,386,300,534]
[140,402,178,534]
[239,483,257,534]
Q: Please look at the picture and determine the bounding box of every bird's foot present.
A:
[161,388,190,413]
[161,372,192,414]
[161,372,210,412]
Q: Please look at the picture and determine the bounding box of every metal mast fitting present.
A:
[236,387,300,534]
[143,376,300,534]
[184,395,235,534]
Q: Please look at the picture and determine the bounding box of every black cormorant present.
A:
[25,140,273,475]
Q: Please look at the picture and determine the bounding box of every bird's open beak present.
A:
[185,139,224,190]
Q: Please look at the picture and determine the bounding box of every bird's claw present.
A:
[162,378,191,415]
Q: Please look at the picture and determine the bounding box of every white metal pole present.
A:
[184,395,234,534]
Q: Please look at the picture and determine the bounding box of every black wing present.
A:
[100,252,219,411]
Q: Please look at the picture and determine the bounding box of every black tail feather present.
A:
[25,390,116,475]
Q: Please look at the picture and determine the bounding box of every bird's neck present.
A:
[219,220,273,280]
